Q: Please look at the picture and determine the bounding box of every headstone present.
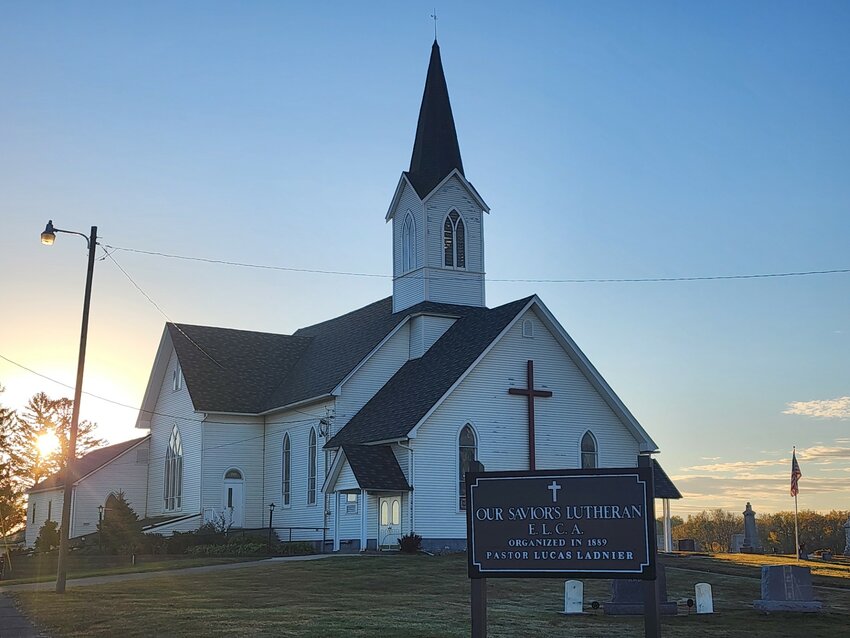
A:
[730,533,745,553]
[603,564,678,615]
[677,538,696,552]
[843,516,850,557]
[561,580,583,615]
[753,565,822,612]
[741,502,764,554]
[695,583,714,614]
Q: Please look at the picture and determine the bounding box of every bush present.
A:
[99,492,145,555]
[398,532,422,554]
[189,542,267,557]
[34,520,60,553]
[277,541,314,556]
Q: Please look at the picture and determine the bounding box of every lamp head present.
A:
[269,502,276,512]
[41,220,56,246]
[98,504,104,514]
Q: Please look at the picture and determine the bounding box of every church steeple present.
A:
[388,41,489,314]
[406,41,464,198]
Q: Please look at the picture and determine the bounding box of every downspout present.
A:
[262,417,267,531]
[397,440,414,534]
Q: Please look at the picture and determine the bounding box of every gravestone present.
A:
[741,502,764,554]
[844,516,850,557]
[604,564,678,616]
[753,565,822,612]
[561,580,583,615]
[730,533,745,553]
[695,583,714,614]
[677,538,696,552]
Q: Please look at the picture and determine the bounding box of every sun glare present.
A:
[36,432,61,457]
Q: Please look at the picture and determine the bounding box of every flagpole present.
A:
[793,446,800,561]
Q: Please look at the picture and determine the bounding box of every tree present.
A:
[34,519,60,553]
[0,389,25,536]
[98,491,144,555]
[16,392,105,487]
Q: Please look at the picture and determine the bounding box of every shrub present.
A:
[189,542,267,557]
[98,492,145,555]
[277,541,314,556]
[398,532,422,554]
[34,520,60,553]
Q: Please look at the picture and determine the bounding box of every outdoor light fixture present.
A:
[40,219,99,594]
[267,503,276,552]
[40,220,56,245]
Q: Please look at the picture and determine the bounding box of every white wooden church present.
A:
[26,42,679,552]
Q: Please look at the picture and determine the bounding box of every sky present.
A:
[1,1,848,516]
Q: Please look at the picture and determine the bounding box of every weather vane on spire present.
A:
[431,9,438,40]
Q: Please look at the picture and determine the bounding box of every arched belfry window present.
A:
[307,428,317,505]
[458,424,477,510]
[581,431,598,469]
[402,212,416,272]
[282,433,291,507]
[443,210,466,269]
[164,425,183,510]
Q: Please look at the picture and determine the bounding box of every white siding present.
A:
[335,460,359,491]
[393,174,487,311]
[410,315,456,359]
[24,488,63,547]
[412,308,642,540]
[71,440,150,538]
[335,323,410,432]
[263,401,334,541]
[201,415,264,528]
[145,349,202,521]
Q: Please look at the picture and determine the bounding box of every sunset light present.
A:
[36,431,61,457]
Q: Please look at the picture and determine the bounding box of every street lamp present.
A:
[98,505,104,553]
[268,503,276,553]
[41,220,98,594]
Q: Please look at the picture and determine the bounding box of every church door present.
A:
[378,495,402,549]
[223,470,245,528]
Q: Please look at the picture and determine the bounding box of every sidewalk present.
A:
[0,594,44,638]
[0,553,352,637]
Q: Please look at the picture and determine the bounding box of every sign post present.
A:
[466,466,657,636]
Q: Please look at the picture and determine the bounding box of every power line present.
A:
[105,244,850,284]
[0,352,334,426]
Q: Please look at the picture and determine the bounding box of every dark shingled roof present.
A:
[170,297,509,416]
[341,445,411,492]
[653,460,682,500]
[28,436,149,493]
[168,324,312,414]
[326,296,533,447]
[405,40,464,199]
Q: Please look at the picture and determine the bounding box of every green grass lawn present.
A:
[11,553,850,637]
[0,554,263,586]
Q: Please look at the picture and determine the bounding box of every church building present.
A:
[26,42,674,552]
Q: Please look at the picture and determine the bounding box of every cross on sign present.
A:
[548,481,562,503]
[508,360,553,470]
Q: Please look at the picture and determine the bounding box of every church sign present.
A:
[466,467,655,580]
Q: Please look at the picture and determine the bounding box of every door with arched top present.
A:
[223,468,245,528]
[378,495,402,549]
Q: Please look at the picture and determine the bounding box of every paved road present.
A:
[0,553,352,637]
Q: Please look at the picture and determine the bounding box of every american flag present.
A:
[790,449,802,497]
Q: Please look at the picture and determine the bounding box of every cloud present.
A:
[683,459,786,473]
[783,396,850,419]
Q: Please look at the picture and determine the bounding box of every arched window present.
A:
[224,468,243,480]
[402,213,416,272]
[458,424,477,510]
[282,433,291,507]
[443,210,466,268]
[307,428,317,505]
[164,425,183,510]
[581,431,598,469]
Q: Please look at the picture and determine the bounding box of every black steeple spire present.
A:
[406,41,464,198]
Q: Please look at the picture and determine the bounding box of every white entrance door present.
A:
[378,495,402,549]
[224,478,245,528]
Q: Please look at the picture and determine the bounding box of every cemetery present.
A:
[3,549,850,637]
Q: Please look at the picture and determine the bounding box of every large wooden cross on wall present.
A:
[508,360,553,470]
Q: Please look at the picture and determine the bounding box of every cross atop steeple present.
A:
[406,41,464,199]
